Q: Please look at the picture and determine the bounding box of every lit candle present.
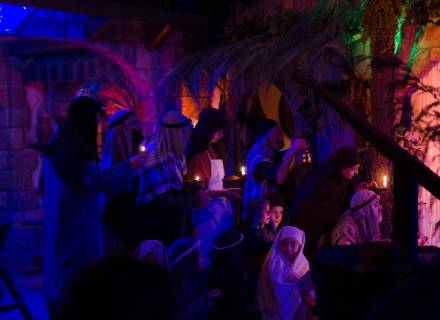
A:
[383,175,388,188]
[195,176,200,181]
[139,144,146,153]
[240,166,246,176]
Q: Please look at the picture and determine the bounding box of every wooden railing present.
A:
[294,71,440,264]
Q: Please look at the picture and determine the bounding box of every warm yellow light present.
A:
[241,166,246,176]
[195,176,200,181]
[139,145,146,153]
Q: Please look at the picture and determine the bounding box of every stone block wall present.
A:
[0,46,44,273]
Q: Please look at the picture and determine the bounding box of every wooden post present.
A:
[393,164,418,264]
[148,24,172,51]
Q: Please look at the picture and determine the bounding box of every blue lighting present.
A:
[0,2,99,40]
[0,3,33,33]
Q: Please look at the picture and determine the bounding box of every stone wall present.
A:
[0,45,43,272]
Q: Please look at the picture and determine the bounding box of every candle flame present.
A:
[195,176,200,181]
[383,175,388,188]
[139,145,146,153]
[240,166,246,176]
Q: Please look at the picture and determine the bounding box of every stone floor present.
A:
[1,271,48,320]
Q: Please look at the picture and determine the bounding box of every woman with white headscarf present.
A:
[331,189,383,246]
[257,226,315,320]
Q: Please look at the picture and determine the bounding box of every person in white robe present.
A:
[258,226,316,320]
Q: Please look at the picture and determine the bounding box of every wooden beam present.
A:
[293,71,440,200]
[8,41,87,57]
[86,19,114,42]
[0,0,207,28]
[148,24,172,51]
[393,164,418,264]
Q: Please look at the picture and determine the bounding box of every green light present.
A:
[407,26,424,69]
[352,33,362,41]
[394,10,406,55]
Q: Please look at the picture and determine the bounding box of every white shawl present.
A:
[258,226,310,320]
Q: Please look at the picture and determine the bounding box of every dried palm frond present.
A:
[77,62,141,116]
[159,1,352,99]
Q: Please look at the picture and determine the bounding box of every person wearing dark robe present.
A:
[209,230,262,320]
[242,196,277,246]
[289,146,361,256]
[243,119,307,222]
[240,196,276,294]
[40,97,148,317]
[167,238,215,320]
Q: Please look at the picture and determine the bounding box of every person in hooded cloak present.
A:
[40,96,148,315]
[289,146,361,255]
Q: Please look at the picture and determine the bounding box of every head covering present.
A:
[243,128,279,217]
[185,108,227,162]
[198,107,227,130]
[41,96,103,187]
[289,146,360,254]
[256,119,278,138]
[342,189,381,243]
[100,110,142,169]
[333,146,360,170]
[257,226,310,319]
[213,230,244,250]
[135,240,169,269]
[137,111,193,204]
[270,226,309,280]
[245,196,270,229]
